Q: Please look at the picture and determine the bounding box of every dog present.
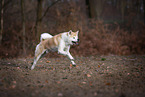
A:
[31,30,79,70]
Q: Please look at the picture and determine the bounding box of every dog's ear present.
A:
[68,30,72,35]
[76,30,79,35]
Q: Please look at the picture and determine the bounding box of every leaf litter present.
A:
[0,55,145,97]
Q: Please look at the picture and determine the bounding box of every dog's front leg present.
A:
[66,46,76,65]
[67,53,76,65]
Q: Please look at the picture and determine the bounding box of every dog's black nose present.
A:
[77,39,79,42]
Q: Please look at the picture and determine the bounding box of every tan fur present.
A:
[31,30,79,70]
[41,33,62,49]
[70,32,77,38]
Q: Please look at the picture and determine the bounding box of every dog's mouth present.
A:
[72,41,79,45]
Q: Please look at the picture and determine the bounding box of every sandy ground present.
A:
[0,55,145,97]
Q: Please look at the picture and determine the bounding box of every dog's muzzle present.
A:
[72,39,79,45]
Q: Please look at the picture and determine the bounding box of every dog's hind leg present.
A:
[31,55,41,70]
[31,44,46,70]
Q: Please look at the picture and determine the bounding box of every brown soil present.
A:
[0,55,145,97]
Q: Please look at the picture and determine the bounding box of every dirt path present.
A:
[0,55,145,97]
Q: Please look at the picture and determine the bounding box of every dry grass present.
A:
[71,20,145,56]
[0,1,145,58]
[1,19,145,58]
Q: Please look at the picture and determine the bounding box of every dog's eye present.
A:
[73,37,75,39]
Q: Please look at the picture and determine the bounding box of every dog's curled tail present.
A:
[40,33,53,42]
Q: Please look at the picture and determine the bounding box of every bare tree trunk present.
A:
[35,0,43,40]
[143,0,145,24]
[40,0,61,21]
[88,0,96,18]
[21,0,26,56]
[121,0,126,21]
[0,0,4,45]
[89,0,104,20]
[32,0,60,40]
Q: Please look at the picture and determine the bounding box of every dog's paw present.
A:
[72,64,76,67]
[71,60,75,65]
[69,64,77,69]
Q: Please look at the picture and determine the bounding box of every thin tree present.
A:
[35,0,61,40]
[121,0,126,21]
[21,0,26,56]
[88,0,104,20]
[143,0,145,24]
[0,0,4,45]
[35,0,43,39]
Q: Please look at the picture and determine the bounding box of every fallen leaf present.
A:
[89,81,93,86]
[38,65,42,67]
[57,81,61,84]
[78,83,82,87]
[11,85,16,89]
[12,81,16,84]
[70,64,72,67]
[87,74,91,77]
[105,83,111,85]
[82,82,86,84]
[94,92,97,96]
[127,73,130,75]
[58,93,63,96]
[115,89,119,92]
[17,67,20,69]
[119,59,123,60]
[45,80,48,83]
[53,68,55,70]
[46,61,51,63]
[98,65,100,68]
[10,81,17,89]
[76,65,79,67]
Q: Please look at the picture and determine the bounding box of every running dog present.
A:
[31,30,79,70]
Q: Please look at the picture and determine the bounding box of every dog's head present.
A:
[67,30,79,45]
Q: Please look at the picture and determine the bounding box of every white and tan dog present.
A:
[31,30,79,70]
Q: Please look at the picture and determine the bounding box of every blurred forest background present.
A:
[0,0,145,58]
